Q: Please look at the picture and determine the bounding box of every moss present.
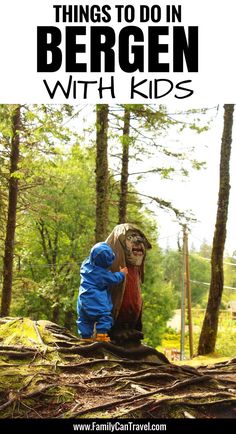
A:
[0,318,41,347]
[0,317,235,419]
[77,411,112,419]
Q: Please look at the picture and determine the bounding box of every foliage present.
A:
[162,249,211,307]
[109,106,209,182]
[142,246,176,347]
[1,103,233,353]
[11,144,96,330]
[159,310,236,359]
[222,255,236,307]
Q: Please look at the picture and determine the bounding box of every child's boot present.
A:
[95,333,110,342]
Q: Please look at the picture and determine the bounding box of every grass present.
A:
[177,354,232,366]
[157,309,236,364]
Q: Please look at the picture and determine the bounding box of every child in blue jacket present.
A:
[77,242,128,342]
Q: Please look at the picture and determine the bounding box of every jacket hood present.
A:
[89,242,115,268]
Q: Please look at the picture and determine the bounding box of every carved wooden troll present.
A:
[106,223,152,346]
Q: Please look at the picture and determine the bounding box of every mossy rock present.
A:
[0,317,235,419]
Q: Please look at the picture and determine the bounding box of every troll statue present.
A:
[106,223,152,346]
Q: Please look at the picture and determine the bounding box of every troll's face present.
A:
[123,229,146,266]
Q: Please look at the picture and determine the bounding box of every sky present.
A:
[73,104,236,256]
[134,105,236,255]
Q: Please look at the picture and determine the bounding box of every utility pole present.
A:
[183,225,194,359]
[180,231,186,360]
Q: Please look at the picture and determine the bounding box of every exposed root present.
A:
[0,317,235,419]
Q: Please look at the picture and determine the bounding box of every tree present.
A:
[118,105,132,223]
[1,105,21,316]
[109,104,209,227]
[95,104,109,242]
[199,240,212,258]
[198,104,234,355]
[11,145,96,329]
[0,104,77,317]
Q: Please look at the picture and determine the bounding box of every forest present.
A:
[0,103,235,353]
[0,104,235,420]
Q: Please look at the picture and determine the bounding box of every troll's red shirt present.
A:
[116,265,142,325]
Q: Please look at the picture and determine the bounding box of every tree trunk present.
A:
[1,105,21,316]
[198,104,234,355]
[64,310,73,330]
[95,104,109,242]
[118,106,131,224]
[52,304,60,323]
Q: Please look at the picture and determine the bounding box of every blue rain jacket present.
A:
[77,242,125,318]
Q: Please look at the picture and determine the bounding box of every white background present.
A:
[0,0,236,103]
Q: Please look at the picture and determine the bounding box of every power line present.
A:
[198,256,236,266]
[158,233,179,241]
[190,279,236,291]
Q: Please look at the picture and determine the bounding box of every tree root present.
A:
[59,341,169,363]
[1,318,235,419]
[57,358,168,371]
[0,345,36,352]
[0,350,37,359]
[85,368,176,383]
[33,322,48,349]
